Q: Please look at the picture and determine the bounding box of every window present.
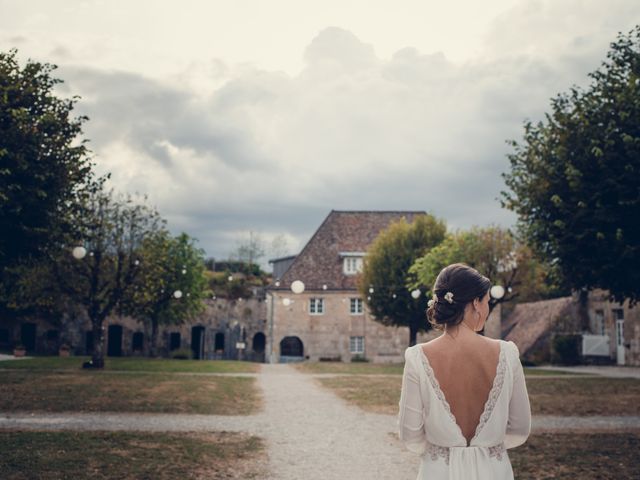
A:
[612,308,624,321]
[309,298,324,315]
[350,336,365,354]
[343,257,363,275]
[594,310,605,335]
[350,298,363,315]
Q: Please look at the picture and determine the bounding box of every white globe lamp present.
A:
[490,285,505,300]
[291,280,305,294]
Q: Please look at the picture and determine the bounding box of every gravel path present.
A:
[2,363,640,479]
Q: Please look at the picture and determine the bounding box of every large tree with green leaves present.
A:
[0,49,96,273]
[409,226,564,312]
[120,231,208,356]
[359,214,446,346]
[52,189,165,368]
[502,27,640,304]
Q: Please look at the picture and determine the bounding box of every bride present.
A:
[398,263,531,480]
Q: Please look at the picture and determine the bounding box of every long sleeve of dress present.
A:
[504,341,531,449]
[398,347,427,454]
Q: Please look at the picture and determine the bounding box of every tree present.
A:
[52,189,165,368]
[409,226,563,312]
[231,231,265,272]
[0,49,96,273]
[120,231,208,356]
[502,27,640,304]
[359,215,446,346]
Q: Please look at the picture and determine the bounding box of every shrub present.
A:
[351,355,369,363]
[170,348,193,360]
[551,334,581,365]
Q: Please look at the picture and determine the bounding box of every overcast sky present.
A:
[2,0,639,266]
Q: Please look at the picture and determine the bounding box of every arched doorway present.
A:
[280,336,304,362]
[214,332,225,352]
[132,332,144,352]
[191,326,205,359]
[252,332,266,362]
[169,332,181,351]
[252,332,266,353]
[21,323,37,352]
[108,325,123,357]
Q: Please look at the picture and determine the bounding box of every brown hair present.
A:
[426,263,491,330]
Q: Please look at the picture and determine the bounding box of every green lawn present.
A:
[0,370,261,414]
[0,431,265,480]
[318,375,640,416]
[0,356,260,373]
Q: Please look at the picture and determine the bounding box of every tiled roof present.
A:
[502,297,574,357]
[274,210,426,292]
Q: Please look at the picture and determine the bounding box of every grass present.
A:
[294,361,405,375]
[318,376,640,416]
[0,356,260,373]
[510,432,640,479]
[526,377,640,416]
[0,430,266,480]
[0,370,261,414]
[293,361,580,376]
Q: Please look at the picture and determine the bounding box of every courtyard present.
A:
[1,356,639,479]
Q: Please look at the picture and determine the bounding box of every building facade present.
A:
[266,210,502,363]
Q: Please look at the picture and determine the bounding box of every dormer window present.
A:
[340,252,365,275]
[344,257,363,274]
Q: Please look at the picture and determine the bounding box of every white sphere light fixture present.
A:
[490,285,506,300]
[291,280,305,294]
[173,290,183,299]
[72,246,87,260]
[368,287,374,294]
[282,298,292,306]
[411,289,421,299]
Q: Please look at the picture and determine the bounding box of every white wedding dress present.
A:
[398,340,531,480]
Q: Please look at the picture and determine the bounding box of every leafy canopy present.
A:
[502,27,640,304]
[359,214,446,346]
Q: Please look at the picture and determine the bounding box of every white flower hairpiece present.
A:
[444,291,454,304]
[427,298,435,308]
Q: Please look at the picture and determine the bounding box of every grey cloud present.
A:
[44,10,639,263]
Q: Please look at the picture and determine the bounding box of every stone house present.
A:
[266,210,502,363]
[502,289,640,366]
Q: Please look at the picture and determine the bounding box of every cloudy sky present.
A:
[2,0,639,266]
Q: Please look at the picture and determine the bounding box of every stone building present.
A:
[1,297,268,362]
[502,289,640,366]
[266,210,502,363]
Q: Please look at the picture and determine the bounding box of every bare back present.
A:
[421,335,501,445]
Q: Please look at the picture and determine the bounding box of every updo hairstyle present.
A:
[426,263,491,330]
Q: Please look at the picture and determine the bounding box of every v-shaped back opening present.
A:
[419,341,506,446]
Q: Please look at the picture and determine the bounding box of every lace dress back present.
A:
[398,339,531,480]
[419,342,506,446]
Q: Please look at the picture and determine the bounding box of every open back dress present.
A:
[398,340,531,480]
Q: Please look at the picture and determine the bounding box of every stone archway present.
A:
[279,336,304,362]
[252,332,266,362]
